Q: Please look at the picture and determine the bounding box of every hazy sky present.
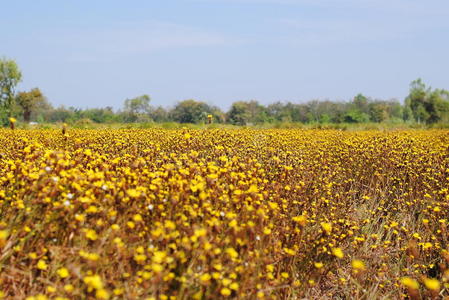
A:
[2,0,449,109]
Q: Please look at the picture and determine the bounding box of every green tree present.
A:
[48,106,75,123]
[170,100,218,124]
[387,100,403,121]
[353,93,369,114]
[344,109,370,123]
[227,102,248,125]
[403,98,413,122]
[123,95,151,122]
[427,89,449,123]
[81,107,117,123]
[344,94,371,123]
[406,79,429,123]
[16,88,49,122]
[226,101,266,125]
[149,106,169,123]
[368,102,389,123]
[0,58,22,124]
[405,79,449,124]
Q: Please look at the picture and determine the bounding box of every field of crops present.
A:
[0,129,448,299]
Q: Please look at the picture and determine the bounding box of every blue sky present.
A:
[2,0,449,110]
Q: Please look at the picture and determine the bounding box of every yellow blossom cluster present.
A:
[0,128,448,298]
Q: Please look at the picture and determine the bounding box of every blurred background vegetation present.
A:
[2,58,449,129]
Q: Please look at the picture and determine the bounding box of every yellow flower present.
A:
[152,263,164,273]
[220,288,231,296]
[228,219,238,228]
[113,288,124,296]
[400,277,419,290]
[85,229,98,241]
[83,274,104,290]
[133,214,143,222]
[75,214,85,222]
[283,247,296,256]
[331,247,344,259]
[134,254,147,263]
[127,221,135,229]
[57,267,70,278]
[292,215,307,226]
[127,189,140,198]
[86,205,98,213]
[423,278,440,291]
[192,291,202,300]
[225,247,239,259]
[64,284,74,292]
[321,222,332,234]
[222,278,232,286]
[247,185,259,193]
[0,230,8,241]
[0,230,8,247]
[95,289,110,300]
[37,259,48,270]
[200,273,211,283]
[351,259,366,271]
[153,251,167,263]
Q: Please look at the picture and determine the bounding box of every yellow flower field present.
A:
[0,129,448,299]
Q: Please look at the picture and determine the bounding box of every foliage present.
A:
[227,101,267,125]
[26,95,418,127]
[2,68,449,126]
[170,99,221,124]
[15,88,52,122]
[123,95,151,123]
[405,79,449,124]
[0,58,22,124]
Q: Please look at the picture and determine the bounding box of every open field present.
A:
[0,129,448,299]
[14,121,449,131]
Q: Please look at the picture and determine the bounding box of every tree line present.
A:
[1,58,449,126]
